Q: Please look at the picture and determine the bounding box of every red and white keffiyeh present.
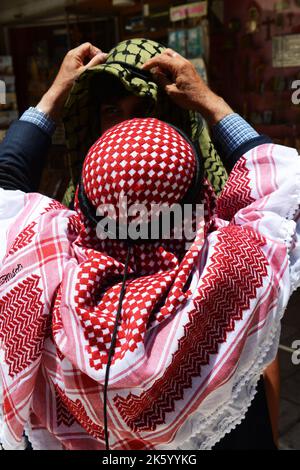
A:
[0,118,300,450]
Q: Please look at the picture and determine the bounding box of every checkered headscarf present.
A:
[78,117,196,234]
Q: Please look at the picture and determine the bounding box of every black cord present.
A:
[103,243,132,450]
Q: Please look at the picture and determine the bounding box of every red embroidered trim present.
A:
[114,225,268,432]
[217,158,254,221]
[55,387,76,428]
[7,221,37,256]
[0,275,46,376]
[54,385,105,441]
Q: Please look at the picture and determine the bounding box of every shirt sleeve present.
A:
[0,117,52,193]
[20,107,56,137]
[212,113,272,173]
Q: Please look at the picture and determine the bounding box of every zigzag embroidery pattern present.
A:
[41,200,66,214]
[0,275,46,377]
[55,387,76,428]
[6,201,67,257]
[7,221,37,256]
[217,158,254,221]
[54,384,105,441]
[114,225,268,433]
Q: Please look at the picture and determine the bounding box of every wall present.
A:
[210,0,300,146]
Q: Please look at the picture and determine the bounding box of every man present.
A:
[0,43,290,450]
[0,40,282,440]
[62,38,228,206]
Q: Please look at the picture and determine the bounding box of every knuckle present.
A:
[182,63,189,71]
[67,49,76,58]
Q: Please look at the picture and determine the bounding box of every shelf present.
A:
[247,90,295,96]
[123,29,168,41]
[254,123,300,137]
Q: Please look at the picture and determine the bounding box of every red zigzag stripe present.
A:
[0,275,46,377]
[54,384,105,441]
[55,387,76,428]
[7,221,37,256]
[217,158,254,221]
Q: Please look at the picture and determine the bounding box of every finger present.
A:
[88,44,103,58]
[142,54,177,73]
[74,42,102,60]
[165,83,179,96]
[164,48,181,58]
[152,68,173,89]
[85,52,108,69]
[143,49,185,69]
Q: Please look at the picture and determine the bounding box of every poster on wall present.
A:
[187,27,204,58]
[170,1,207,22]
[0,56,18,143]
[272,34,300,67]
[168,30,187,56]
[189,57,208,83]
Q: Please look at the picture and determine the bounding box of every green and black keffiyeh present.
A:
[63,38,227,206]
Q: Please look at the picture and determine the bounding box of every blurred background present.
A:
[0,0,299,450]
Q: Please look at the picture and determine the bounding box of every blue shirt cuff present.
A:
[212,113,259,157]
[20,107,56,137]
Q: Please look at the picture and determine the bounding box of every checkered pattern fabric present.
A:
[212,113,259,157]
[70,118,205,368]
[20,107,56,136]
[82,118,195,210]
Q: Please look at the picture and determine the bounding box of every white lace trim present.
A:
[286,168,300,293]
[176,308,283,450]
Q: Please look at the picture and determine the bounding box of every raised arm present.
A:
[143,49,271,174]
[0,43,107,193]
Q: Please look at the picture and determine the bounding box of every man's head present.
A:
[76,117,201,243]
[64,39,194,168]
[63,38,205,207]
[89,74,154,134]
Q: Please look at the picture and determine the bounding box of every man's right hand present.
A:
[37,43,108,122]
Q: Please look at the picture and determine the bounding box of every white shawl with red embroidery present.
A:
[0,141,300,450]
